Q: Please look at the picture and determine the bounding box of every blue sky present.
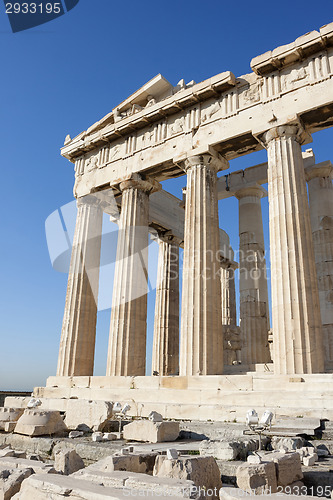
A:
[1,0,332,390]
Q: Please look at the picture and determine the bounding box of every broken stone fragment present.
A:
[54,447,85,475]
[271,436,304,451]
[251,451,303,487]
[236,462,277,494]
[0,457,56,474]
[0,466,33,500]
[303,453,318,466]
[64,399,114,431]
[14,409,68,437]
[20,471,199,499]
[123,419,179,443]
[154,455,222,497]
[148,411,163,423]
[0,408,24,432]
[279,480,305,494]
[273,452,303,487]
[200,440,240,461]
[87,452,158,475]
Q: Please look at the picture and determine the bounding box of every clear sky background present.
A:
[1,0,332,391]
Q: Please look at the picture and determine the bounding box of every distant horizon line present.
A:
[0,390,32,394]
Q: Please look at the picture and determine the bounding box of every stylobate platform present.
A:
[7,367,333,423]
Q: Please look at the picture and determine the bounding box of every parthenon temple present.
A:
[35,24,333,422]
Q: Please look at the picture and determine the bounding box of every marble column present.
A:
[57,195,103,377]
[235,185,271,365]
[306,162,333,370]
[263,124,324,374]
[106,175,160,376]
[220,260,237,326]
[180,153,224,376]
[220,259,241,365]
[152,236,180,376]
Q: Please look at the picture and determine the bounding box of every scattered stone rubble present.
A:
[0,401,332,499]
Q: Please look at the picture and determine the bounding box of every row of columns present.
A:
[57,121,332,377]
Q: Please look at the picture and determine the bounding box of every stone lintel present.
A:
[305,160,333,181]
[217,150,316,200]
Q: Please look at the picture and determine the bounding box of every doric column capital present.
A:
[160,234,183,247]
[305,161,333,182]
[235,183,267,200]
[118,174,161,194]
[151,231,183,247]
[183,154,221,173]
[220,258,238,270]
[174,145,229,174]
[260,120,312,147]
[76,194,104,209]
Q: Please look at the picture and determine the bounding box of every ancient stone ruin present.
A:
[17,22,333,423]
[1,22,333,500]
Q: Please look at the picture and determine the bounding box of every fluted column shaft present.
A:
[306,164,333,369]
[236,185,271,365]
[180,154,223,376]
[106,176,160,376]
[220,260,241,365]
[57,196,103,376]
[264,124,324,374]
[152,238,179,376]
[220,262,237,326]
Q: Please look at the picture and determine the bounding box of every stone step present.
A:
[29,386,333,407]
[5,394,333,424]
